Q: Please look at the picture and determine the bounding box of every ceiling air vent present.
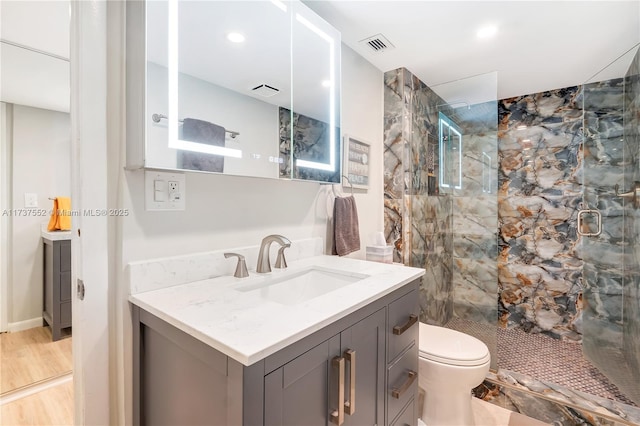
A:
[251,84,280,98]
[359,34,395,54]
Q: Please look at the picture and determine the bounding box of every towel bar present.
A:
[151,113,240,139]
[330,175,354,197]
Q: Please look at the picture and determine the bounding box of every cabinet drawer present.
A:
[390,398,416,426]
[388,343,418,423]
[388,289,419,361]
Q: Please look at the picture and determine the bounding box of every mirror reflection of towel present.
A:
[178,118,225,172]
[332,196,360,256]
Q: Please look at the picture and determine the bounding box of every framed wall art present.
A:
[343,135,370,190]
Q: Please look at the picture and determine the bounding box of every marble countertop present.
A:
[41,229,72,241]
[129,255,424,366]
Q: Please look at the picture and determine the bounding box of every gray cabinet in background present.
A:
[132,279,419,426]
[43,238,72,341]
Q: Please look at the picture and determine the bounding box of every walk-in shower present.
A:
[383,43,640,424]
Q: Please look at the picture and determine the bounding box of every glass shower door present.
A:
[581,44,640,405]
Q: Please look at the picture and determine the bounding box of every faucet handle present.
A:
[224,253,249,278]
[275,246,288,269]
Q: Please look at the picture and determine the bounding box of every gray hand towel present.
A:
[332,195,360,256]
[179,118,226,173]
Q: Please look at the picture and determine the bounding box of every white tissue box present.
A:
[366,245,393,264]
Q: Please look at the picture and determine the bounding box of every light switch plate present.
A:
[24,193,38,208]
[145,170,186,211]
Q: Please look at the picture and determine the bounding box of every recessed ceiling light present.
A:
[321,80,331,88]
[516,125,527,130]
[227,32,245,43]
[477,25,498,39]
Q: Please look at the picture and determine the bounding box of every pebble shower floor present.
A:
[444,318,636,406]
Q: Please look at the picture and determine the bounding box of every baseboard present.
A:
[8,317,43,332]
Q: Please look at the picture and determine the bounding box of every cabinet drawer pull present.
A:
[391,370,417,399]
[344,349,356,415]
[393,314,418,335]
[330,356,345,425]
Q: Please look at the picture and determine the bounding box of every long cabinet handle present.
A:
[392,370,417,399]
[393,314,418,335]
[330,356,345,425]
[344,349,356,415]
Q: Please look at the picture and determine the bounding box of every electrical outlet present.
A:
[145,170,186,211]
[168,181,180,201]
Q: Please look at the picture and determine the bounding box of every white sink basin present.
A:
[234,267,369,305]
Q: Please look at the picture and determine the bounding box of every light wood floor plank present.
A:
[1,327,72,394]
[0,380,73,426]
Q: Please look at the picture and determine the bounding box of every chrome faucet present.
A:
[256,234,291,273]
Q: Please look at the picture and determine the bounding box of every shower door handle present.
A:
[577,209,602,237]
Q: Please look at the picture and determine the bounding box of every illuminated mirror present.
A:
[136,0,341,183]
[439,112,462,190]
[278,2,341,182]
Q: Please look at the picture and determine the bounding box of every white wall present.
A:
[124,45,382,262]
[8,104,71,326]
[114,44,383,424]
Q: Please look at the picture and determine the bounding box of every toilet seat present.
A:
[419,323,490,366]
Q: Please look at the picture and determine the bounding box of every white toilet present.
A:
[418,323,491,426]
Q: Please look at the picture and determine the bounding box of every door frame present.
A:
[0,102,11,333]
[70,0,111,423]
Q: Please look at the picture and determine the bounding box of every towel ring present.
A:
[332,175,354,197]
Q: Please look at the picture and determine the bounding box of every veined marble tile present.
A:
[453,258,498,323]
[498,260,583,340]
[583,78,625,111]
[383,68,408,119]
[453,234,497,260]
[420,258,453,325]
[383,198,403,263]
[383,116,405,198]
[483,369,640,426]
[499,86,583,131]
[579,239,630,270]
[453,195,498,235]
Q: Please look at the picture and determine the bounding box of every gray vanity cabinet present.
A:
[43,238,72,341]
[264,308,386,426]
[132,279,419,426]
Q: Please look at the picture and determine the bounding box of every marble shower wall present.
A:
[450,103,499,325]
[622,47,640,403]
[384,68,499,327]
[383,68,454,325]
[581,78,627,351]
[498,87,585,340]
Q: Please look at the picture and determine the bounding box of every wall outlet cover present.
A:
[24,193,38,208]
[145,170,186,211]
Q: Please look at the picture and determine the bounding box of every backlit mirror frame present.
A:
[438,112,462,190]
[157,0,341,182]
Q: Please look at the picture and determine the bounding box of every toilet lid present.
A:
[419,323,490,366]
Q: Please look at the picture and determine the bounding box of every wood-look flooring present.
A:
[1,327,72,394]
[0,379,73,426]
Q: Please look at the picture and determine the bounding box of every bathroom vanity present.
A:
[42,230,72,341]
[130,254,423,426]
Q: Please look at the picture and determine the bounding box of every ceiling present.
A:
[305,1,640,102]
[0,1,70,113]
[0,1,638,113]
